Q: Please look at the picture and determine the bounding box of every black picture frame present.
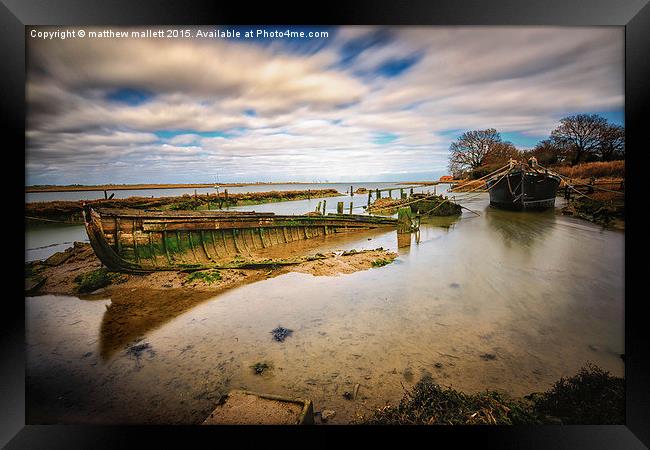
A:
[3,0,649,447]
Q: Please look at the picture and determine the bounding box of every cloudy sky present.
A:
[26,26,624,185]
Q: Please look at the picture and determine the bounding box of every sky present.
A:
[26,26,624,185]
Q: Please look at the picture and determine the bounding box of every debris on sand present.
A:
[480,353,497,361]
[251,362,272,375]
[342,391,353,400]
[271,326,293,342]
[126,341,156,368]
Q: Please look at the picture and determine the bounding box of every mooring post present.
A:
[410,188,414,196]
[388,189,392,198]
[349,202,353,214]
[400,188,404,198]
[337,201,344,214]
[397,207,414,234]
[322,200,327,215]
[368,191,372,207]
[317,201,322,213]
[376,189,381,199]
[308,189,311,199]
[194,189,198,198]
[434,186,437,195]
[401,192,407,199]
[350,185,353,196]
[103,190,108,200]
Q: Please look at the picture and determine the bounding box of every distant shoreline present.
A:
[25,181,443,193]
[25,182,311,193]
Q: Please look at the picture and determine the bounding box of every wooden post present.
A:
[337,201,344,214]
[400,188,404,198]
[207,192,210,210]
[397,207,414,234]
[224,189,229,204]
[401,192,407,199]
[350,185,353,197]
[103,190,108,199]
[434,186,436,195]
[308,189,311,199]
[410,188,414,196]
[376,189,381,199]
[388,189,392,198]
[349,202,353,214]
[322,200,326,215]
[194,189,197,198]
[368,191,372,207]
[316,201,322,213]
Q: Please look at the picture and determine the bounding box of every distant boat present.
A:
[486,158,561,210]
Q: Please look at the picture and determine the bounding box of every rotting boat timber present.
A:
[83,206,398,273]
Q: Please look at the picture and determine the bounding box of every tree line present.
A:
[448,114,624,179]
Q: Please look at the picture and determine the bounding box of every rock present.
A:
[342,391,353,400]
[25,276,47,295]
[321,410,336,422]
[480,353,497,361]
[44,251,72,266]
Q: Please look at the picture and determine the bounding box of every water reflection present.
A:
[485,206,555,250]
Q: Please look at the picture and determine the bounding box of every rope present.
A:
[449,163,512,192]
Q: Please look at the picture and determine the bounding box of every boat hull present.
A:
[82,206,397,273]
[486,170,561,210]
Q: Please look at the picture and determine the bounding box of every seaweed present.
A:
[362,363,624,425]
[271,326,293,342]
[185,269,222,285]
[74,268,118,293]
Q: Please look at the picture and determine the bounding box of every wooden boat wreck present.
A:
[82,206,398,273]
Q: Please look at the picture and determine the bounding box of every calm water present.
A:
[25,193,624,424]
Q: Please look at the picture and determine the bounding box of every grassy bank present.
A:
[25,189,340,223]
[553,160,624,179]
[361,363,624,425]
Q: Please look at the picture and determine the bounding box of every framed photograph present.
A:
[4,0,649,447]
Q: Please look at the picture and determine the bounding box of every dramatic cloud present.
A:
[26,26,623,184]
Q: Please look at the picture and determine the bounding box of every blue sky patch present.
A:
[154,130,230,139]
[373,132,398,145]
[375,54,422,78]
[106,88,153,106]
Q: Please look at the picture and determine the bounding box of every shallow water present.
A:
[25,193,624,424]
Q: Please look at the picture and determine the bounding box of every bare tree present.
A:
[550,114,608,165]
[597,123,625,161]
[448,128,504,176]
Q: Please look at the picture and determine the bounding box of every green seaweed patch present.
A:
[251,361,272,375]
[185,269,222,285]
[530,363,624,424]
[74,268,120,293]
[341,249,358,256]
[371,258,393,268]
[363,373,540,425]
[363,363,624,425]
